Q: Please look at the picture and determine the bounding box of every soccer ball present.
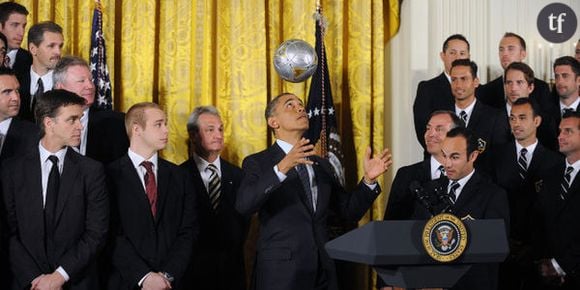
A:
[273,39,318,83]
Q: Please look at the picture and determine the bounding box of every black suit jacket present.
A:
[106,155,197,290]
[466,101,511,175]
[414,171,510,290]
[85,109,129,164]
[1,148,109,290]
[534,164,580,289]
[413,73,455,149]
[180,157,248,290]
[12,48,32,77]
[15,64,34,123]
[476,76,554,110]
[0,118,39,163]
[236,144,381,290]
[492,142,562,243]
[384,158,439,220]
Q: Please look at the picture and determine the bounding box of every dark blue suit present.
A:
[236,143,380,290]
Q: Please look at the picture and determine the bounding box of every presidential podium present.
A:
[324,220,509,289]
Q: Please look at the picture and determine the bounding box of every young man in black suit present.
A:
[493,98,563,290]
[17,21,63,122]
[0,2,31,76]
[450,59,510,174]
[1,89,109,290]
[534,111,580,290]
[236,92,392,290]
[546,56,579,126]
[417,127,509,290]
[477,32,552,112]
[106,102,197,290]
[502,62,559,150]
[383,110,464,221]
[180,105,248,290]
[53,56,128,164]
[413,34,470,150]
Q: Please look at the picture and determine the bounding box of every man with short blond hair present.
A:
[106,102,197,290]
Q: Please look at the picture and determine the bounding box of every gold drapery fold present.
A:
[17,1,397,288]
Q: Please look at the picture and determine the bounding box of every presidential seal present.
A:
[422,213,468,262]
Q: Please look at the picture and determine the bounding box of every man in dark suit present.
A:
[17,21,63,122]
[545,56,579,126]
[493,98,563,290]
[450,59,510,174]
[236,93,392,290]
[0,67,38,163]
[383,110,464,221]
[477,32,553,113]
[413,34,470,149]
[0,66,38,287]
[415,127,510,290]
[180,105,248,290]
[106,102,197,290]
[501,62,559,151]
[53,56,128,164]
[378,110,464,290]
[0,2,31,77]
[1,89,109,290]
[533,111,580,290]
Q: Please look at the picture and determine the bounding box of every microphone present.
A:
[430,180,453,214]
[409,181,435,217]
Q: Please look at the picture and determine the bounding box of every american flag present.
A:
[304,8,345,186]
[89,0,112,110]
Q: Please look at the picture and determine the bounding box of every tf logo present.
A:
[537,3,577,43]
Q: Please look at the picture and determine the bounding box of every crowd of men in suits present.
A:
[0,2,395,290]
[0,1,579,290]
[385,32,580,290]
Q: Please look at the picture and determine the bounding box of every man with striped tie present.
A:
[492,98,562,290]
[180,106,248,290]
[430,127,509,290]
[534,111,580,290]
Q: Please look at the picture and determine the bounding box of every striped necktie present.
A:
[207,164,221,211]
[560,166,574,200]
[517,148,528,180]
[448,181,460,204]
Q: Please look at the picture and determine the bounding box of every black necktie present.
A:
[459,111,468,124]
[207,164,221,211]
[560,166,574,200]
[562,108,574,116]
[296,164,314,210]
[517,148,528,180]
[448,181,460,204]
[33,78,44,110]
[45,155,60,226]
[437,165,446,179]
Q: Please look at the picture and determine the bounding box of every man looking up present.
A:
[237,92,392,290]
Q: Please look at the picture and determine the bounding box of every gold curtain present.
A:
[19,0,399,288]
